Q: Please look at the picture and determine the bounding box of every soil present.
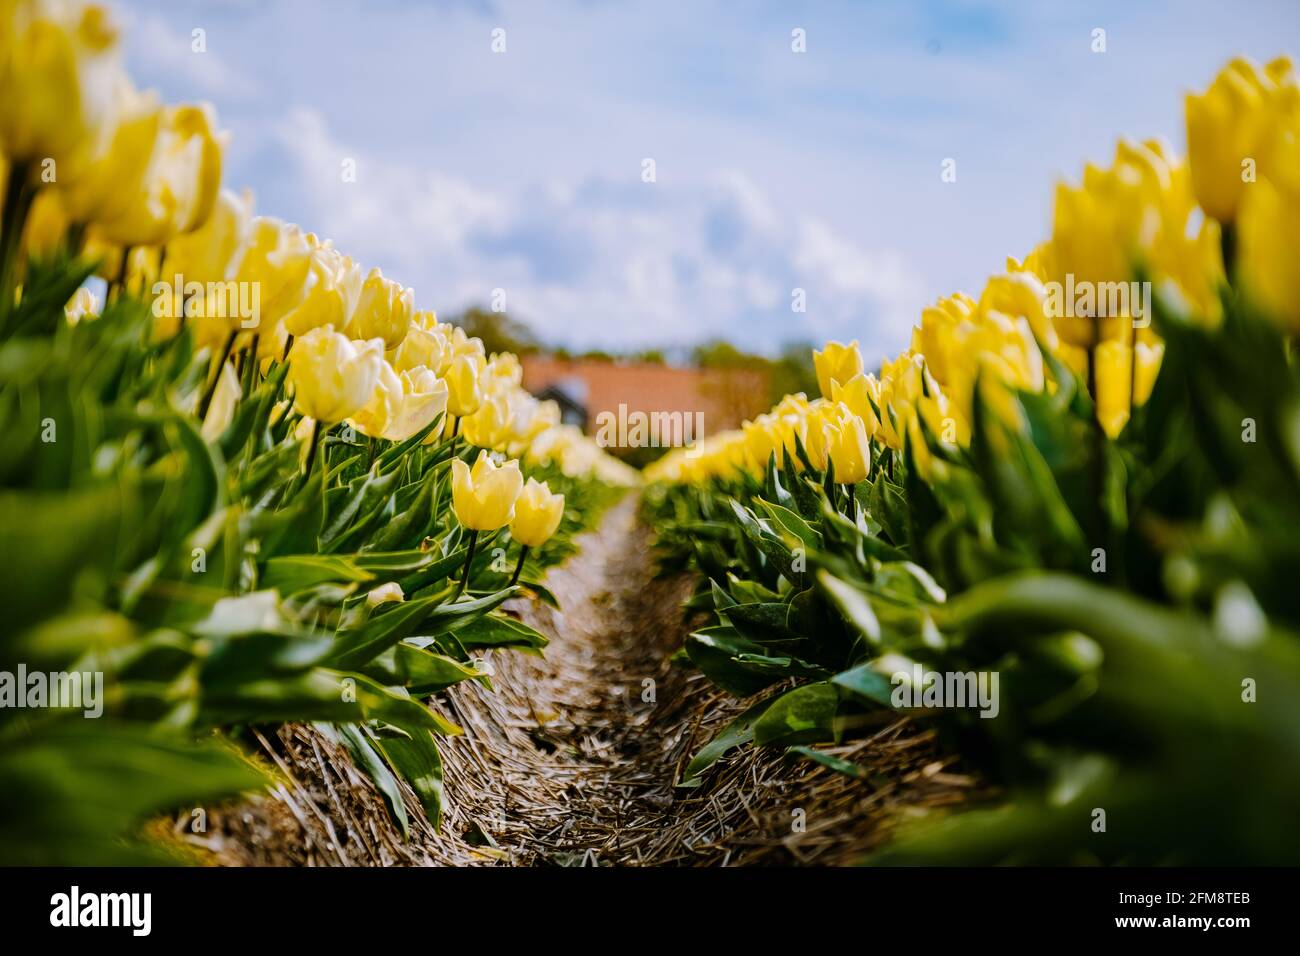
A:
[187,494,979,866]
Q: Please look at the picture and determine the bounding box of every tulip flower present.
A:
[813,340,864,398]
[463,392,512,450]
[345,266,413,350]
[0,1,121,170]
[59,79,162,228]
[508,477,565,583]
[444,352,485,424]
[63,285,98,324]
[91,102,223,248]
[1239,125,1300,332]
[823,409,872,485]
[389,316,451,373]
[286,325,384,424]
[350,360,448,444]
[1185,57,1295,223]
[451,451,524,598]
[1094,338,1133,439]
[283,241,363,337]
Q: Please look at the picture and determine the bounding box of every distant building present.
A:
[521,356,769,450]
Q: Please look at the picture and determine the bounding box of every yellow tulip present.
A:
[91,102,223,247]
[63,285,97,324]
[283,240,363,337]
[390,314,450,373]
[1238,123,1300,332]
[231,216,312,333]
[59,78,161,226]
[1133,341,1164,406]
[444,353,484,418]
[1094,338,1133,439]
[1185,57,1295,223]
[286,325,384,424]
[345,266,413,350]
[510,477,565,548]
[813,340,864,398]
[829,373,881,436]
[451,451,524,532]
[0,1,120,170]
[463,392,512,449]
[823,409,872,484]
[350,360,448,443]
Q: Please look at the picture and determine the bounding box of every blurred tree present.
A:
[449,307,542,357]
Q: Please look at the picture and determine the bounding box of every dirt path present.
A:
[201,494,976,866]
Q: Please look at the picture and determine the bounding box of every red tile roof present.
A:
[521,356,769,438]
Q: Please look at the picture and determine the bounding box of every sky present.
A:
[115,0,1300,361]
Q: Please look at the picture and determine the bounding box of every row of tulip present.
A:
[0,1,633,863]
[645,57,1300,863]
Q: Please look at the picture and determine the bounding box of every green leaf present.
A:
[377,730,445,830]
[678,696,777,788]
[753,681,839,747]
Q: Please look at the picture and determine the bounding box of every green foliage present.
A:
[646,290,1300,864]
[0,255,614,864]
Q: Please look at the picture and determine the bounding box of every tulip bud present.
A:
[451,451,524,531]
[345,266,413,350]
[0,1,121,170]
[824,410,872,484]
[1094,339,1133,439]
[287,325,384,424]
[283,241,363,337]
[510,477,565,548]
[445,353,484,417]
[813,340,864,398]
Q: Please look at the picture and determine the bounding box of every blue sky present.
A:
[116,0,1300,360]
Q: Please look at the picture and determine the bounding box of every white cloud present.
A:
[123,11,259,100]
[265,108,926,356]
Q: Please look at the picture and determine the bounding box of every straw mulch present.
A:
[186,494,981,866]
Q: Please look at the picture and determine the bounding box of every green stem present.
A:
[0,161,35,325]
[198,330,237,420]
[509,545,530,586]
[302,417,321,479]
[455,529,480,600]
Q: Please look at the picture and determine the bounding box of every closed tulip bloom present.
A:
[1133,341,1164,406]
[463,392,512,449]
[510,477,565,548]
[345,266,413,350]
[813,340,864,398]
[823,410,872,484]
[283,241,363,337]
[445,353,484,417]
[232,216,312,332]
[0,1,120,170]
[58,77,161,226]
[829,373,881,436]
[92,102,223,247]
[1185,57,1294,223]
[1094,338,1133,439]
[1239,122,1300,332]
[451,451,524,531]
[287,325,384,424]
[63,285,97,324]
[389,318,451,374]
